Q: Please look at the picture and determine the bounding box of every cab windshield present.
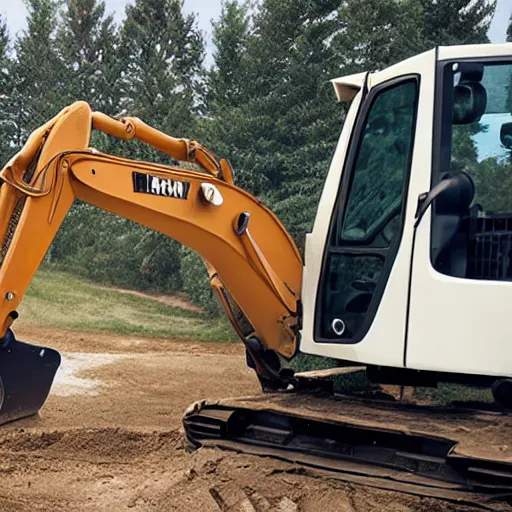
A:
[450,62,512,212]
[432,60,512,281]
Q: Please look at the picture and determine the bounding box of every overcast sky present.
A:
[1,0,511,66]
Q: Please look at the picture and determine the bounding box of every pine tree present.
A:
[334,0,496,75]
[56,0,124,116]
[208,0,250,110]
[109,0,207,293]
[0,16,16,164]
[334,0,423,72]
[121,0,205,145]
[206,0,345,246]
[507,10,512,42]
[249,0,346,243]
[50,0,207,295]
[11,0,67,142]
[419,0,495,48]
[200,1,256,187]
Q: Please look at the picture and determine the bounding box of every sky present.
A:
[1,0,511,66]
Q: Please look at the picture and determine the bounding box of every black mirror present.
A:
[501,122,512,149]
[452,82,487,125]
[414,172,475,228]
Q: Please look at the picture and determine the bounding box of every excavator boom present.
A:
[0,101,302,424]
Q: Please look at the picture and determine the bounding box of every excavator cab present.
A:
[181,45,512,503]
[300,43,512,404]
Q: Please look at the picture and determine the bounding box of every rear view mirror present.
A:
[452,82,487,125]
[501,122,512,149]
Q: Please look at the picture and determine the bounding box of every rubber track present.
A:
[183,402,512,511]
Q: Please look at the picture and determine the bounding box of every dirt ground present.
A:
[0,327,503,512]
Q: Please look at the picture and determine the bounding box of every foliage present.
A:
[179,247,224,316]
[208,0,250,109]
[11,0,68,140]
[121,0,204,139]
[57,0,124,115]
[419,0,495,47]
[204,0,347,254]
[0,15,15,165]
[50,202,183,292]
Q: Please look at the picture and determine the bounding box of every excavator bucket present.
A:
[0,332,60,425]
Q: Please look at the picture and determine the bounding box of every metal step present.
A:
[294,366,366,380]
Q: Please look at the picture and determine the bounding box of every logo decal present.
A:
[132,172,190,200]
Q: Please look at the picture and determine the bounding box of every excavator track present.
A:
[183,392,512,510]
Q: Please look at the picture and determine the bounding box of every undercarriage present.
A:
[183,387,512,511]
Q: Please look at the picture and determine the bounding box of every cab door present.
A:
[299,49,436,368]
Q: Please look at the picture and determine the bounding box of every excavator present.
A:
[1,42,512,506]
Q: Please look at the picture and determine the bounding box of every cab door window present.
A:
[316,79,418,342]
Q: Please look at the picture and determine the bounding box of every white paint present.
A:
[438,42,512,61]
[52,353,124,397]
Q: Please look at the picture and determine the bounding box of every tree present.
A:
[334,0,422,73]
[251,0,347,245]
[12,0,68,141]
[507,10,512,42]
[52,0,210,296]
[419,0,495,48]
[121,0,205,146]
[115,0,206,294]
[200,1,261,189]
[333,0,496,75]
[205,0,345,249]
[56,0,125,116]
[208,0,250,110]
[109,0,207,295]
[0,16,16,164]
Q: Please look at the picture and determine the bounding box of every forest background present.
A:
[0,0,508,317]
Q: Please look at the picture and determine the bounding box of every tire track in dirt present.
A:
[0,425,481,512]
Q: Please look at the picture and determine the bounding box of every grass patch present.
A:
[413,383,493,406]
[17,268,237,342]
[291,353,338,373]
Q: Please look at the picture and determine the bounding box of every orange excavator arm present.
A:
[0,101,303,396]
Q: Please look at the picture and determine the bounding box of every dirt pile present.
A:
[0,425,479,512]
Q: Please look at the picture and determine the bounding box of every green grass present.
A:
[413,383,493,406]
[17,268,237,342]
